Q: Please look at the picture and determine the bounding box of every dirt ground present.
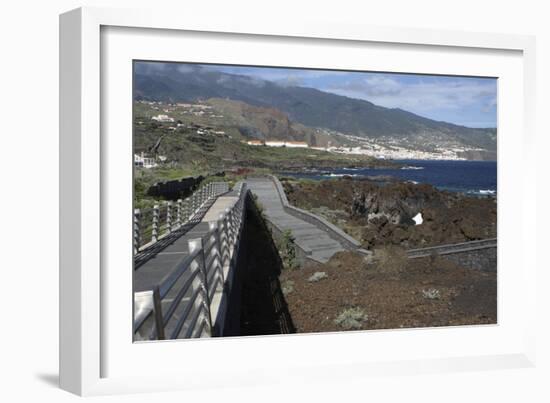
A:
[280,250,496,333]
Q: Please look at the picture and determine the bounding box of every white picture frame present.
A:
[59,6,537,396]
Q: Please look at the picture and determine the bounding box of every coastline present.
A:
[278,159,497,197]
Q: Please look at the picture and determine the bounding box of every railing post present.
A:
[185,198,191,221]
[176,199,182,229]
[218,212,229,269]
[152,286,165,340]
[209,220,225,284]
[188,238,213,336]
[133,208,141,254]
[191,192,197,218]
[151,204,159,243]
[166,201,173,233]
[225,207,235,252]
[201,185,206,205]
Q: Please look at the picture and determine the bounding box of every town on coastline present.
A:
[138,100,494,162]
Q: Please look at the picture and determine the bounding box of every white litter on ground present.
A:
[413,212,423,225]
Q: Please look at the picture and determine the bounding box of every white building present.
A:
[151,114,174,122]
[284,141,308,148]
[265,140,286,147]
[245,139,310,148]
[134,152,157,169]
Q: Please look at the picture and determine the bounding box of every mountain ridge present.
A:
[134,63,496,154]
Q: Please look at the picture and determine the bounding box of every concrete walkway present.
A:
[202,196,238,221]
[245,178,344,263]
[134,189,239,293]
[134,187,242,339]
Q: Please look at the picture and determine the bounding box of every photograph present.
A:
[132,61,497,341]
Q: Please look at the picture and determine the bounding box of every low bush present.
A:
[334,307,368,330]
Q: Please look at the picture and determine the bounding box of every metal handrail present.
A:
[134,182,249,340]
[133,181,230,253]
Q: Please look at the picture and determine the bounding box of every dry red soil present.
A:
[280,251,496,333]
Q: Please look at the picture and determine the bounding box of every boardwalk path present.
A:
[245,177,345,263]
[134,187,243,339]
[134,188,239,293]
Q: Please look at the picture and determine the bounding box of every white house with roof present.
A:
[134,152,157,169]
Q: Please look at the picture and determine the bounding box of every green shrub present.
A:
[281,280,295,296]
[421,288,441,300]
[307,271,328,283]
[279,229,298,270]
[334,307,368,330]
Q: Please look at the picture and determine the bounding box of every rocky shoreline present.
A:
[281,176,497,250]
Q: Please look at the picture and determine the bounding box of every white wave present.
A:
[324,173,360,177]
[407,180,419,185]
[478,189,496,195]
[401,166,424,170]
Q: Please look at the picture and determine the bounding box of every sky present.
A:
[205,65,497,128]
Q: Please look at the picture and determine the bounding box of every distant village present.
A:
[245,139,324,150]
[135,100,479,163]
[141,100,224,118]
[244,137,473,160]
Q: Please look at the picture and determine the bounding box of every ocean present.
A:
[281,159,497,196]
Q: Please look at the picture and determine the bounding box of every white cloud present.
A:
[211,68,345,87]
[325,75,496,114]
[355,76,402,96]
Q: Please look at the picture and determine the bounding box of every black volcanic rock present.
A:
[283,178,497,249]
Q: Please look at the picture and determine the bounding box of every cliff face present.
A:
[208,98,301,141]
[206,98,345,147]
